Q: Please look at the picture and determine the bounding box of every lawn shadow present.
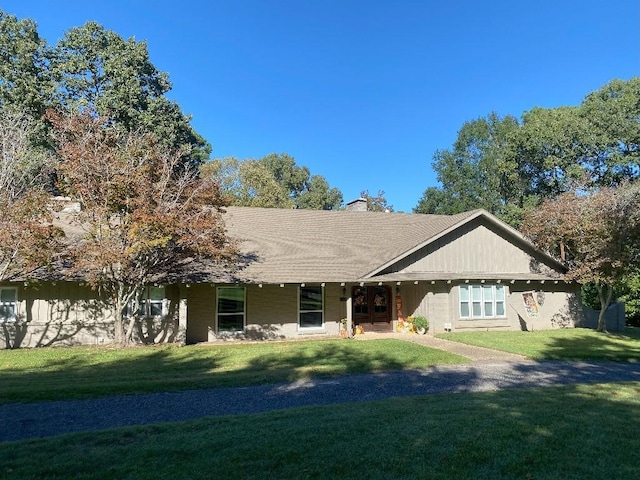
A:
[536,328,640,361]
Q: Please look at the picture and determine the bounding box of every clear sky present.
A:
[5,1,639,212]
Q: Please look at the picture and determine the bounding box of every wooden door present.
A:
[352,286,391,325]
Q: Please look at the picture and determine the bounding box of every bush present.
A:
[413,316,429,332]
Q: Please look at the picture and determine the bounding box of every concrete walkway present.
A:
[354,332,528,362]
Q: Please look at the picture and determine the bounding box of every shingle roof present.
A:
[223,206,479,283]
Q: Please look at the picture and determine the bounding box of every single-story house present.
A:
[0,201,583,348]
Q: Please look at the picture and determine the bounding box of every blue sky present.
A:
[5,1,639,212]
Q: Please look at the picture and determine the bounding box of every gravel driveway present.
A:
[2,358,640,443]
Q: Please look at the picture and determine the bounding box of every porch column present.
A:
[346,292,353,337]
[177,285,188,345]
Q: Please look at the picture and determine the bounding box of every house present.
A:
[0,206,582,349]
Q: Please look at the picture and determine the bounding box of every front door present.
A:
[352,286,391,326]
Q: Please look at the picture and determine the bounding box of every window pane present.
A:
[300,287,322,311]
[472,302,482,317]
[1,289,16,303]
[484,301,493,317]
[149,287,164,301]
[300,311,323,328]
[218,314,244,332]
[459,286,469,301]
[460,302,469,317]
[496,301,505,316]
[218,288,245,313]
[149,301,163,316]
[471,286,482,301]
[483,286,493,300]
[495,285,505,301]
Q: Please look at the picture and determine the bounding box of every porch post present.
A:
[346,291,353,337]
[177,285,188,345]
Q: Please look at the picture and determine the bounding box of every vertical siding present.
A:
[1,282,114,349]
[391,220,544,275]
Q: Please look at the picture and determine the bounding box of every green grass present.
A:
[0,339,468,404]
[1,382,639,479]
[438,327,640,361]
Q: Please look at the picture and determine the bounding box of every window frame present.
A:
[126,286,167,319]
[216,286,246,333]
[459,284,507,319]
[0,287,18,323]
[298,285,324,330]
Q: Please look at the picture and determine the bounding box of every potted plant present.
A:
[413,316,429,334]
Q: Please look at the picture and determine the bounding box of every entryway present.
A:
[352,285,392,331]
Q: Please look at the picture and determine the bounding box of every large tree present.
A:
[202,153,342,210]
[0,107,61,281]
[416,78,640,227]
[414,113,522,221]
[0,11,53,117]
[51,21,210,169]
[49,110,235,345]
[521,183,640,332]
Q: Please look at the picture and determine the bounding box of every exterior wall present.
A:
[1,281,182,349]
[411,280,583,334]
[186,283,344,344]
[1,282,113,349]
[391,218,554,275]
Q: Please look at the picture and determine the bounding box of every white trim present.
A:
[298,285,324,330]
[459,284,507,319]
[0,287,18,322]
[216,286,246,333]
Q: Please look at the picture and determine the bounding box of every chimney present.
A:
[345,197,367,212]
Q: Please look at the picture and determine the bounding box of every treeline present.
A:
[0,10,344,210]
[415,78,640,227]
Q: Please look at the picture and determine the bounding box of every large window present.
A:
[459,284,506,319]
[217,287,246,332]
[299,286,323,329]
[0,288,17,322]
[127,286,166,318]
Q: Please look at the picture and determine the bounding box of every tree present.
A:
[0,107,61,281]
[414,113,521,221]
[360,190,393,212]
[521,183,640,332]
[580,77,640,186]
[0,10,53,117]
[50,21,209,169]
[202,153,342,210]
[49,110,235,345]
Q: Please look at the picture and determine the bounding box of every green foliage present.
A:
[416,78,640,229]
[0,11,209,170]
[412,315,429,331]
[202,153,343,210]
[414,113,522,224]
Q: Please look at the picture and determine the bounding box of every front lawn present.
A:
[0,339,467,404]
[438,327,640,361]
[1,381,639,479]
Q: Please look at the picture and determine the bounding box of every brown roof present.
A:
[16,206,565,285]
[224,207,482,283]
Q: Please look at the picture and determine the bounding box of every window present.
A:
[299,286,323,329]
[217,287,245,333]
[459,285,506,319]
[127,286,166,318]
[0,288,17,322]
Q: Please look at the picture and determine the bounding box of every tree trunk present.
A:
[596,283,613,333]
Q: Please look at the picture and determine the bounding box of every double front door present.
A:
[352,286,391,325]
